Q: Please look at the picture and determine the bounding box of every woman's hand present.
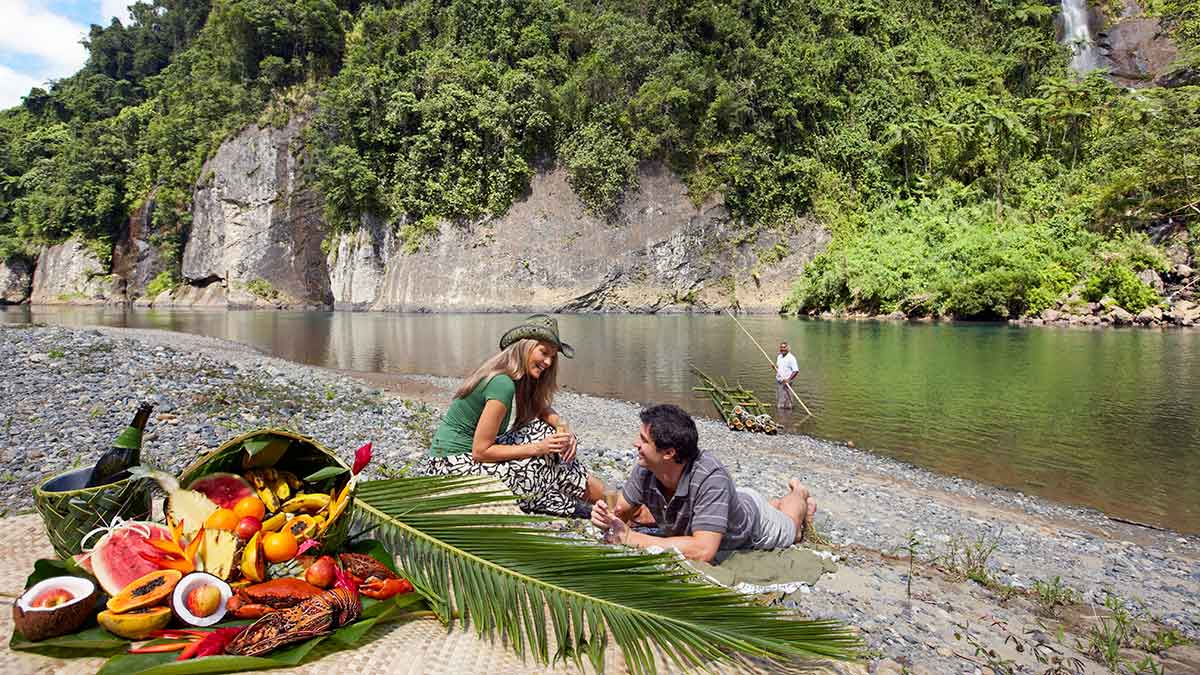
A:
[537,432,571,459]
[561,431,577,463]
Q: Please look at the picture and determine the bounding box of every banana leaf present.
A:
[352,475,862,674]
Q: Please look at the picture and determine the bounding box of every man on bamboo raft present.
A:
[592,404,818,563]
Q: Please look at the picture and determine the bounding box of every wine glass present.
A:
[546,420,570,466]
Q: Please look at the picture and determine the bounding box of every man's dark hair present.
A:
[639,404,699,464]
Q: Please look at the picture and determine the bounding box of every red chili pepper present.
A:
[129,641,193,654]
[148,629,208,639]
[175,639,204,661]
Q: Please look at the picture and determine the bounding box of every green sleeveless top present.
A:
[428,374,515,457]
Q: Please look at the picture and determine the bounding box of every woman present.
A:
[416,314,604,516]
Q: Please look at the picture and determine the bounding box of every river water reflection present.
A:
[4,306,1198,533]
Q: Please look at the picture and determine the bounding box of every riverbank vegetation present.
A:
[1,0,1197,318]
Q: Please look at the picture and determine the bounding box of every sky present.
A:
[0,1,133,109]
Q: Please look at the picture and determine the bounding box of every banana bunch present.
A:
[245,468,302,512]
[318,481,353,535]
[279,492,331,514]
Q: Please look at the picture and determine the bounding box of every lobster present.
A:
[225,566,362,657]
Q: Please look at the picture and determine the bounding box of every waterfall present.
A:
[1061,0,1100,73]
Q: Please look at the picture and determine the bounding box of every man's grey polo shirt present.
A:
[620,450,756,551]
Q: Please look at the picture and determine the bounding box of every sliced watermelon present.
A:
[187,473,254,509]
[87,521,174,596]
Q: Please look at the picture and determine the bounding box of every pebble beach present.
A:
[2,323,1198,673]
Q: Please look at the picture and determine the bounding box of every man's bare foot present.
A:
[773,479,817,544]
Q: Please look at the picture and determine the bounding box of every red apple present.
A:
[30,588,74,608]
[305,556,337,589]
[235,516,262,541]
[185,585,222,617]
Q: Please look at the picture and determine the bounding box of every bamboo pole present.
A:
[724,309,814,416]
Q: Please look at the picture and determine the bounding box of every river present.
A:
[3,306,1198,533]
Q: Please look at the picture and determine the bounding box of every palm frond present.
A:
[353,476,861,674]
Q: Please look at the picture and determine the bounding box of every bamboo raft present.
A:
[691,366,779,434]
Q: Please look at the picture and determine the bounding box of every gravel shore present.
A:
[2,324,1198,673]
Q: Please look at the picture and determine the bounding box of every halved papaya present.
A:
[97,606,172,639]
[106,569,182,613]
[286,515,318,540]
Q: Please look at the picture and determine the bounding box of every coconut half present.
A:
[171,572,232,627]
[13,576,98,642]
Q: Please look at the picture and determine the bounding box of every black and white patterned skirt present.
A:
[414,419,589,516]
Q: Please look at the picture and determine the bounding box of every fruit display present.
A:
[12,576,98,641]
[10,430,416,670]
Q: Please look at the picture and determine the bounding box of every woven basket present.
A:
[33,468,152,559]
[176,428,355,551]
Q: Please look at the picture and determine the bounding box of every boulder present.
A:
[1136,268,1164,293]
[29,237,116,304]
[1135,308,1159,324]
[1175,264,1194,278]
[1100,14,1180,88]
[1111,307,1135,325]
[0,257,33,304]
[1040,309,1061,322]
[181,115,332,309]
[1098,296,1118,310]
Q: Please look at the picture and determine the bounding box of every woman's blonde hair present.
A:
[455,339,559,427]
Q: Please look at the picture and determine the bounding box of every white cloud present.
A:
[100,0,133,24]
[0,63,46,110]
[0,1,89,73]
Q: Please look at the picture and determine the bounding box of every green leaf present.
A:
[241,437,289,468]
[24,557,92,589]
[353,476,862,674]
[304,466,347,482]
[11,626,129,656]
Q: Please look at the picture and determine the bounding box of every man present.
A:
[592,404,817,563]
[775,341,799,409]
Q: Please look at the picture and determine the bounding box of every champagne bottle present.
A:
[86,402,154,487]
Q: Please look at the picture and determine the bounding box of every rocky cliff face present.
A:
[327,163,827,314]
[29,237,116,304]
[172,116,332,309]
[327,214,394,310]
[111,194,166,302]
[0,257,33,304]
[1096,0,1181,87]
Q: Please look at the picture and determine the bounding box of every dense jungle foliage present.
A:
[0,0,1197,317]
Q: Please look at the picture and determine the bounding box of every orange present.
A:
[204,508,239,531]
[262,531,298,563]
[233,496,266,521]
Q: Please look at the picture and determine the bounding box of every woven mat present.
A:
[0,492,860,675]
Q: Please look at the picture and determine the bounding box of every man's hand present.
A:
[591,500,629,544]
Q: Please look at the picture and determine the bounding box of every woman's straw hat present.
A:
[498,314,575,358]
